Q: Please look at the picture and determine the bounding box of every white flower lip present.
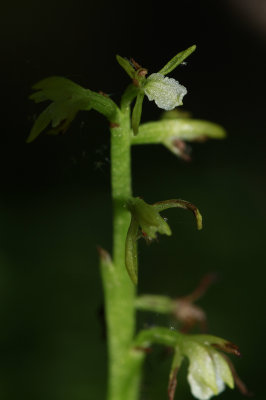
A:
[184,341,234,400]
[144,73,187,110]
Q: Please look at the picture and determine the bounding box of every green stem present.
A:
[102,109,143,400]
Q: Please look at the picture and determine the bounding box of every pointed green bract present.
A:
[116,55,135,79]
[158,45,196,76]
[132,92,144,135]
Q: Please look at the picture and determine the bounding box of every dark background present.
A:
[1,0,265,399]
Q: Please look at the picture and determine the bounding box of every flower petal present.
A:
[184,341,218,399]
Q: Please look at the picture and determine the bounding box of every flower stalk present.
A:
[105,112,138,400]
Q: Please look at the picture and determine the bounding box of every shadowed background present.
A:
[1,0,265,399]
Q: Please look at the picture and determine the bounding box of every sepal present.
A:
[116,55,136,79]
[158,45,196,76]
[153,199,202,230]
[190,334,241,357]
[131,119,226,159]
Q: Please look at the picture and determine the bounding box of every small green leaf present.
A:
[116,55,135,79]
[132,92,144,135]
[98,247,117,293]
[125,216,139,285]
[158,45,196,76]
[153,199,203,230]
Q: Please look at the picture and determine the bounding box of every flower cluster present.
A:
[116,46,196,134]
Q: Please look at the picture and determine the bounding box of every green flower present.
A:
[134,328,242,400]
[125,197,202,285]
[144,73,187,110]
[127,197,172,239]
[117,45,196,134]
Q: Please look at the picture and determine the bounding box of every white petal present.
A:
[144,73,187,110]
